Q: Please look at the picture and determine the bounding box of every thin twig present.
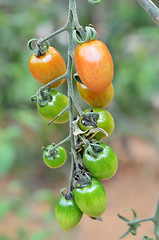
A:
[136,0,159,26]
[48,106,69,125]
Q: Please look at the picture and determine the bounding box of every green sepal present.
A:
[73,25,97,45]
[85,142,104,158]
[80,111,99,128]
[27,38,50,57]
[36,87,52,108]
[42,143,58,160]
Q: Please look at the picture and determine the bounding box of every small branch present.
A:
[37,24,69,44]
[48,106,69,125]
[39,73,68,91]
[136,0,159,27]
[129,217,153,226]
[48,136,71,152]
[153,198,159,240]
[69,0,82,29]
[71,95,83,116]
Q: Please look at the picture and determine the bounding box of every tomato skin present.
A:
[79,108,114,140]
[83,142,118,179]
[37,89,69,124]
[77,82,114,108]
[74,40,114,93]
[74,177,107,217]
[43,145,67,168]
[29,46,66,88]
[55,196,83,231]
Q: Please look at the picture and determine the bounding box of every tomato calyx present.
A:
[85,141,104,158]
[60,188,74,200]
[42,143,59,160]
[73,25,97,45]
[27,38,50,57]
[80,109,99,128]
[73,164,92,188]
[31,87,52,107]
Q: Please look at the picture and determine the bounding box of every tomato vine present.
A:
[27,0,159,236]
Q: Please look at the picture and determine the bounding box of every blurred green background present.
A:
[0,0,158,239]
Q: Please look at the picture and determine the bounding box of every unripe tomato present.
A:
[55,196,83,231]
[43,144,67,168]
[74,40,114,93]
[74,177,107,217]
[29,46,66,88]
[79,108,114,140]
[37,89,69,124]
[83,142,118,179]
[77,82,114,108]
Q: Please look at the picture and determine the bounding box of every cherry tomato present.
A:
[37,89,69,124]
[55,195,83,231]
[77,82,114,108]
[79,108,114,140]
[43,144,67,168]
[74,40,114,93]
[29,46,66,88]
[74,177,107,217]
[83,142,118,179]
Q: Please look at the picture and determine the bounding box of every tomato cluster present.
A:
[29,46,69,124]
[28,39,117,231]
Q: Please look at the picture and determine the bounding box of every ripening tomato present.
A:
[77,82,114,108]
[74,40,114,93]
[55,195,83,231]
[74,177,107,217]
[79,108,114,140]
[37,89,69,123]
[83,142,118,179]
[43,144,67,168]
[29,46,66,88]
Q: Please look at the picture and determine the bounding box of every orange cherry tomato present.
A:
[77,82,114,108]
[74,40,114,93]
[29,46,66,88]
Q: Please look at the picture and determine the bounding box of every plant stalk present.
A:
[136,0,159,26]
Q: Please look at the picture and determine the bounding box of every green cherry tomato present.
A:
[74,177,107,217]
[55,195,83,231]
[37,89,69,124]
[43,144,67,168]
[83,142,118,179]
[79,108,114,140]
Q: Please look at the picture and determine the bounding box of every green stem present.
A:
[136,0,159,26]
[66,3,81,191]
[48,106,69,125]
[37,24,69,44]
[48,135,71,152]
[39,73,68,91]
[129,217,153,226]
[70,0,82,29]
[153,199,159,240]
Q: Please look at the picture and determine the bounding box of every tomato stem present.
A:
[119,198,159,240]
[48,106,69,125]
[136,0,159,27]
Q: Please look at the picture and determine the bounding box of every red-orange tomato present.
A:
[74,40,114,93]
[29,46,66,88]
[77,82,114,108]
